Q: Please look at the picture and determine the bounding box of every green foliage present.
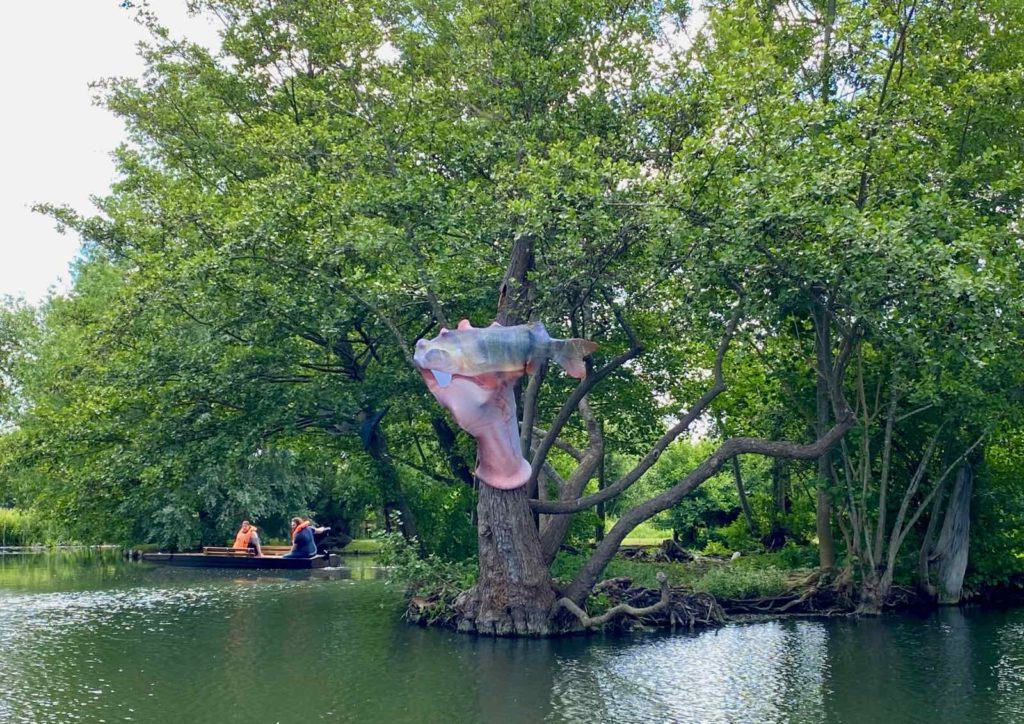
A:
[968,434,1024,588]
[701,540,731,557]
[734,543,819,572]
[0,508,47,546]
[691,566,788,600]
[551,550,694,590]
[374,522,477,623]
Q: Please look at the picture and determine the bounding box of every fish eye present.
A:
[423,349,452,368]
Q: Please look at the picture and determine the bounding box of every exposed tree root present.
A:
[556,574,726,632]
[403,568,946,635]
[557,572,671,628]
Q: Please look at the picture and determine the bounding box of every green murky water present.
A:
[1,550,1021,723]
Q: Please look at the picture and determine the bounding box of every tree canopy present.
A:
[1,0,1023,629]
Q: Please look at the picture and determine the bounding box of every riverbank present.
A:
[400,543,1024,635]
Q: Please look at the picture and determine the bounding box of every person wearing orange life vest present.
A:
[282,516,330,558]
[232,520,263,557]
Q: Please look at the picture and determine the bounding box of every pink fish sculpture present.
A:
[415,320,597,490]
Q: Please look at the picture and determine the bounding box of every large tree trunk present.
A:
[456,484,556,635]
[856,565,893,615]
[454,233,557,635]
[932,464,973,604]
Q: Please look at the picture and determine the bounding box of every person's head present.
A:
[240,520,251,531]
[290,516,304,529]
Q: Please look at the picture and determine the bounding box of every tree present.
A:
[2,0,1021,634]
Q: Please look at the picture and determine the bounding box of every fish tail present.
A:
[552,339,598,379]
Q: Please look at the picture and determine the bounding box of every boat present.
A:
[142,546,336,569]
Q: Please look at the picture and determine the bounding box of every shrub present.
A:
[374,522,477,624]
[701,540,731,557]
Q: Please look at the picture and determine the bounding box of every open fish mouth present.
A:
[430,369,453,387]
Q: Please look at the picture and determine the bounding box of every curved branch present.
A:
[531,307,742,514]
[527,343,640,486]
[556,572,669,628]
[561,410,855,603]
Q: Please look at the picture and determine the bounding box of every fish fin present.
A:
[552,339,598,379]
[457,319,474,330]
[488,321,503,328]
[430,369,453,387]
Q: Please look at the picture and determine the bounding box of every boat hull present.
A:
[142,552,332,569]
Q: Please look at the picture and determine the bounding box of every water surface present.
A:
[0,550,1021,723]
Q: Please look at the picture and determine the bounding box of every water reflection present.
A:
[549,621,827,723]
[1,551,1022,723]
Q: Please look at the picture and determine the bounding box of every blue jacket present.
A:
[292,526,317,557]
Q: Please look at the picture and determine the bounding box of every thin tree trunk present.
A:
[932,464,974,604]
[716,412,756,536]
[813,298,837,569]
[365,422,420,542]
[732,455,757,537]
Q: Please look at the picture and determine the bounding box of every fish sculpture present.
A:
[415,319,597,490]
[414,320,597,389]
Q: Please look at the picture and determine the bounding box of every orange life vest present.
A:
[233,525,256,549]
[291,520,311,541]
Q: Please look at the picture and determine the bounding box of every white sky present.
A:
[0,1,220,303]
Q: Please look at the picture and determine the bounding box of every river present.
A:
[0,550,1021,723]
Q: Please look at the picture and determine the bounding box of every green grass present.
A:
[608,519,672,547]
[552,549,792,600]
[552,550,702,589]
[691,566,788,599]
[341,538,382,554]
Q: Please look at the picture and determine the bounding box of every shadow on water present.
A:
[1,551,1022,723]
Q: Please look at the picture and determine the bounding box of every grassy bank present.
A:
[341,539,382,554]
[552,550,791,600]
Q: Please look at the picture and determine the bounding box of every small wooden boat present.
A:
[142,546,335,569]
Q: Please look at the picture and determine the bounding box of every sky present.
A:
[0,1,220,303]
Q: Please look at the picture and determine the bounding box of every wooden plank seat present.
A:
[202,545,298,557]
[202,547,257,556]
[261,546,293,555]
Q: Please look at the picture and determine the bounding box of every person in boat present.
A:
[282,516,330,559]
[232,520,263,557]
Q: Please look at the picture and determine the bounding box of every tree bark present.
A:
[813,298,837,569]
[456,233,557,635]
[456,484,556,635]
[932,463,973,605]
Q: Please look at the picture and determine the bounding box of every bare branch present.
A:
[891,433,986,558]
[556,572,670,628]
[526,331,642,486]
[520,362,548,459]
[533,425,584,461]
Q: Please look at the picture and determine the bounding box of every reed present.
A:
[0,508,44,546]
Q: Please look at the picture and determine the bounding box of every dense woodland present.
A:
[2,0,1023,633]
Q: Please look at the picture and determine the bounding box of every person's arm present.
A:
[251,532,263,557]
[314,526,331,535]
